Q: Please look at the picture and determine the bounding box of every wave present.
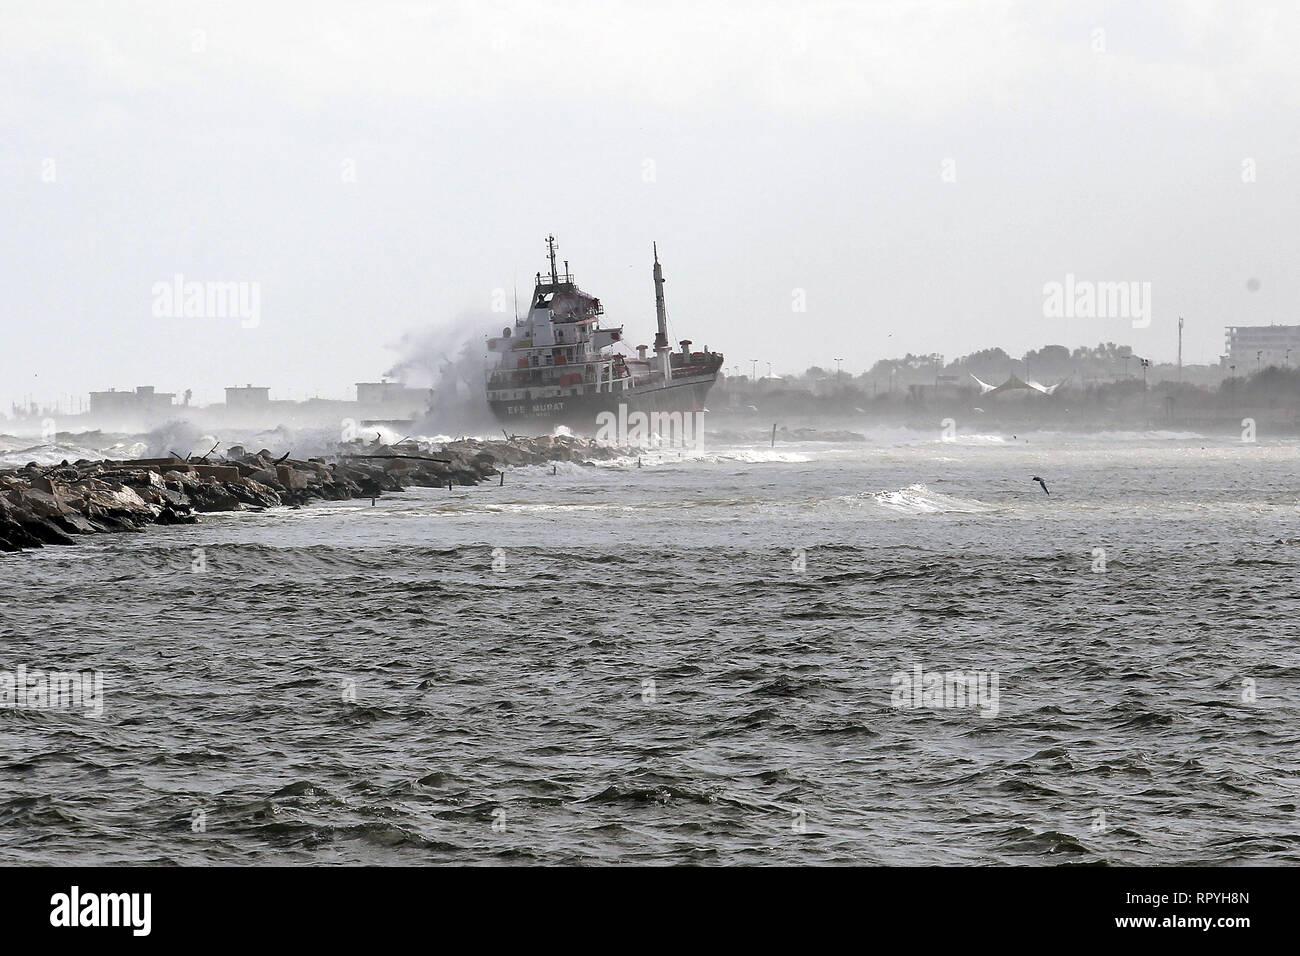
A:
[694,448,812,464]
[1030,429,1206,443]
[584,447,813,467]
[849,483,994,515]
[0,440,140,468]
[938,433,1009,445]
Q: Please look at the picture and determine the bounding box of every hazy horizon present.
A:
[4,1,1299,413]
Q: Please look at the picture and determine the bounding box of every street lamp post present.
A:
[1140,357,1150,425]
[1178,316,1184,383]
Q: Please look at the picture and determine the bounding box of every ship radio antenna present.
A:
[546,234,560,285]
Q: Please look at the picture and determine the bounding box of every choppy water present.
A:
[3,432,1299,864]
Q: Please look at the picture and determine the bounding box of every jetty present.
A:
[0,435,620,552]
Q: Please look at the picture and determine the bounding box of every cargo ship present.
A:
[485,236,723,430]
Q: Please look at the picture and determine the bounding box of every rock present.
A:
[164,470,200,491]
[49,512,101,535]
[121,457,189,469]
[119,469,167,491]
[189,480,241,512]
[24,517,76,545]
[190,464,242,482]
[228,477,281,508]
[66,482,155,520]
[276,466,309,489]
[154,503,196,525]
[0,500,47,549]
[7,486,68,518]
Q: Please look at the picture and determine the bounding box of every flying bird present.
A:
[1031,476,1049,495]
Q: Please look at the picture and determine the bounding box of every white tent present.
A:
[969,373,1067,396]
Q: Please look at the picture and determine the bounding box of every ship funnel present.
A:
[652,242,672,381]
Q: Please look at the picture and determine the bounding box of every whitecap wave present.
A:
[593,447,813,466]
[857,483,993,515]
[0,441,120,467]
[1085,429,1206,442]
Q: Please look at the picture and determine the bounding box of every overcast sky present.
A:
[3,0,1299,413]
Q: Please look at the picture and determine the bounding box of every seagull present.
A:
[1031,476,1049,495]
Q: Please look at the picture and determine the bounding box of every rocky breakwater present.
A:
[0,435,621,552]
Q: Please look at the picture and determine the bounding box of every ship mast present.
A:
[652,242,672,381]
[546,234,560,285]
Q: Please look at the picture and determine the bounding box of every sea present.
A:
[2,428,1298,864]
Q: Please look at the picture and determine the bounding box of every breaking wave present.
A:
[860,483,994,515]
[0,439,148,468]
[590,447,814,467]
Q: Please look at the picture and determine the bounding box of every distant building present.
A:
[355,382,432,418]
[88,386,175,417]
[1222,325,1300,369]
[225,385,271,410]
